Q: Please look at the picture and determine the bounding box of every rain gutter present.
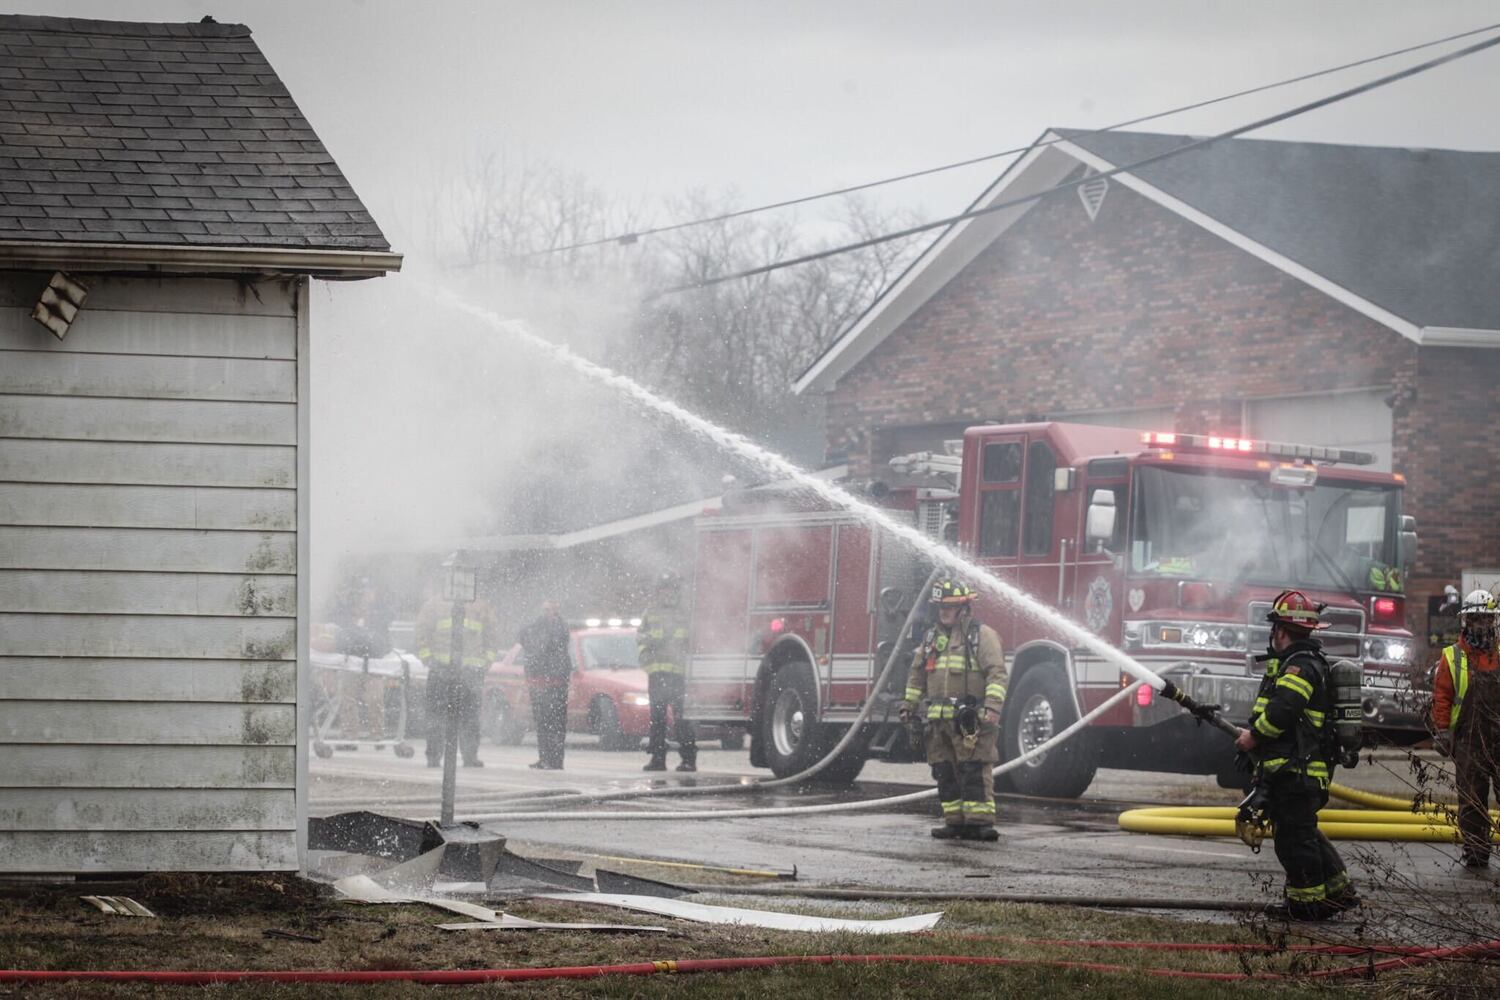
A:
[0,240,403,279]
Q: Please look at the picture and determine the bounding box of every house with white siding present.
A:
[0,15,399,873]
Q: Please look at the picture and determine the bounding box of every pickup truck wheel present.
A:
[762,660,822,778]
[486,694,527,746]
[1002,667,1097,799]
[594,697,634,751]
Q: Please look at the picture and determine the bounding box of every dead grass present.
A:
[0,873,1490,998]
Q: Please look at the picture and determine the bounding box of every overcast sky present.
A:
[16,0,1500,593]
[16,0,1500,252]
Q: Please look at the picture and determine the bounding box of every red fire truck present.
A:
[685,422,1421,796]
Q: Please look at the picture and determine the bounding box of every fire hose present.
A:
[6,940,1497,986]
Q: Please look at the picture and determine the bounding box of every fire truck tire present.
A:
[762,660,823,778]
[1002,667,1098,799]
[814,727,869,785]
[485,693,528,746]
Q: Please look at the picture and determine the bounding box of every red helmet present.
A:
[1265,590,1330,632]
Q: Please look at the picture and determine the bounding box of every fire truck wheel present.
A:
[1002,667,1098,799]
[762,660,822,778]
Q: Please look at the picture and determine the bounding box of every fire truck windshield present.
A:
[1129,466,1401,592]
[579,632,639,670]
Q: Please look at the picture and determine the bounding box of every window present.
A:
[982,442,1022,483]
[979,490,1021,556]
[1023,442,1056,556]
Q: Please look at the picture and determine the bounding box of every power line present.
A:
[527,20,1500,258]
[653,29,1500,297]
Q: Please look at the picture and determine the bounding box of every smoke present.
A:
[309,260,757,626]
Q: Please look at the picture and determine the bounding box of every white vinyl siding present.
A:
[1244,389,1394,472]
[0,273,304,873]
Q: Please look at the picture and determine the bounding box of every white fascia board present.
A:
[793,143,1081,395]
[1049,136,1424,345]
[1420,326,1500,348]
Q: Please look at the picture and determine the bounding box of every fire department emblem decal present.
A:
[1085,576,1113,632]
[1128,588,1145,613]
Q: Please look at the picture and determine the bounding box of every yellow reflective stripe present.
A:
[1252,697,1268,713]
[963,801,996,814]
[1254,715,1283,738]
[984,684,1007,701]
[1276,673,1314,699]
[1326,871,1350,893]
[904,687,923,703]
[1286,883,1326,902]
[941,800,962,813]
[928,705,955,719]
[1446,646,1469,731]
[1303,708,1326,727]
[933,652,970,672]
[644,662,683,674]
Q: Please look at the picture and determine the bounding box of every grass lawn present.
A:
[1,872,1494,998]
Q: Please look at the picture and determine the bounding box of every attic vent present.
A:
[1078,171,1109,222]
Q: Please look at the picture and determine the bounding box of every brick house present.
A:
[795,128,1500,652]
[0,15,398,872]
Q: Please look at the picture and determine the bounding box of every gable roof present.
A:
[0,15,399,277]
[795,128,1500,393]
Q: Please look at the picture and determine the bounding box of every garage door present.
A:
[1064,406,1177,433]
[1244,389,1393,472]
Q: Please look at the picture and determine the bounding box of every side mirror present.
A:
[1086,489,1117,549]
[1053,467,1077,492]
[1398,515,1418,570]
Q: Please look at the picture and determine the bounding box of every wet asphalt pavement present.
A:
[310,735,1500,939]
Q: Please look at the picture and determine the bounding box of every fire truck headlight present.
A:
[624,693,651,706]
[1190,627,1211,647]
[1386,641,1409,663]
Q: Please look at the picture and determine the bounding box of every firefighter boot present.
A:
[960,825,999,842]
[643,758,667,772]
[930,825,963,840]
[1263,899,1334,922]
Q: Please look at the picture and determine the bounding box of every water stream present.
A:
[424,281,1166,693]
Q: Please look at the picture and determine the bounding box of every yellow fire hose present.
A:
[1118,783,1500,843]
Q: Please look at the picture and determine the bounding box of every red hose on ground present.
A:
[5,942,1498,986]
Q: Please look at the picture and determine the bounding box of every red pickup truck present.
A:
[482,621,654,750]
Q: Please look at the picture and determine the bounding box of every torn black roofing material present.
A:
[1058,128,1500,333]
[0,14,390,252]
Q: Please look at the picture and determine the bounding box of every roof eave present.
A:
[0,240,403,279]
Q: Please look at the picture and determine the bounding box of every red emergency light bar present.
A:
[1140,431,1375,466]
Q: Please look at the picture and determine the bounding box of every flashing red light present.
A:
[1370,596,1402,625]
[1141,431,1177,445]
[769,618,786,634]
[1136,684,1154,708]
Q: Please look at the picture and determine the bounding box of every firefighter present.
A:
[639,572,697,772]
[1234,590,1357,920]
[519,601,572,770]
[1431,589,1500,870]
[899,580,1007,842]
[415,589,498,769]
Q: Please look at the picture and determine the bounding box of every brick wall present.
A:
[822,172,1495,654]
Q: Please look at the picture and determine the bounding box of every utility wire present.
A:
[527,21,1500,258]
[654,29,1500,296]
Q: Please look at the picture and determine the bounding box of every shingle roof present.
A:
[1059,129,1500,333]
[0,14,390,253]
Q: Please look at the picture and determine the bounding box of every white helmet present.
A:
[1461,589,1497,617]
[1460,589,1498,648]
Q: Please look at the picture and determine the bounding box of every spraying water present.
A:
[422,280,1168,694]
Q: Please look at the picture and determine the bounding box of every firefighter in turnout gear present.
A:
[1431,589,1500,869]
[415,591,498,769]
[639,571,697,772]
[1234,590,1358,920]
[900,580,1007,842]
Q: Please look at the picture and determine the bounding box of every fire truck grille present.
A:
[1247,601,1365,661]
